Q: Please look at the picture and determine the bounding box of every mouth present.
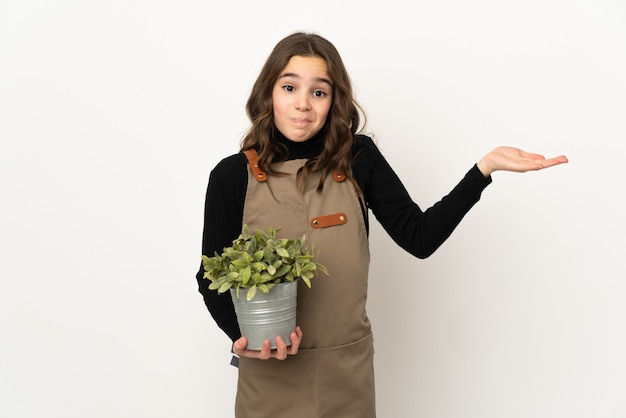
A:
[291,117,311,126]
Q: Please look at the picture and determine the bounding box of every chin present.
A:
[286,132,313,142]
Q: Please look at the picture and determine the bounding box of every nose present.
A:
[295,92,310,111]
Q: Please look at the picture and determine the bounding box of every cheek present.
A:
[272,92,285,115]
[318,103,331,121]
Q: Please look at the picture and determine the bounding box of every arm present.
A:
[356,136,493,259]
[358,138,567,259]
[196,154,304,360]
[196,154,247,342]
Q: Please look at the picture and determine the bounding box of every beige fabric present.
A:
[235,157,375,418]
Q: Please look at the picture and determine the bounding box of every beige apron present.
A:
[235,151,375,418]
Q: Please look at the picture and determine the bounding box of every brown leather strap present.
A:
[310,213,348,229]
[244,149,342,184]
[243,149,267,182]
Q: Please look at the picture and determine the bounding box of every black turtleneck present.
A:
[196,133,492,342]
[273,129,325,160]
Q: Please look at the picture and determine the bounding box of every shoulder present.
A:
[353,134,376,150]
[353,134,384,156]
[352,134,387,167]
[208,152,249,190]
[211,152,248,176]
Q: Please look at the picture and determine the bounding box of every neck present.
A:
[275,130,324,160]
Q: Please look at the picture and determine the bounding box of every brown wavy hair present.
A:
[240,31,366,195]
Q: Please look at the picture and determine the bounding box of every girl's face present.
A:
[272,55,333,142]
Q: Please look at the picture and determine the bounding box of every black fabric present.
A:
[195,133,492,342]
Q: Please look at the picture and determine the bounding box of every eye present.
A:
[282,85,295,92]
[313,90,327,98]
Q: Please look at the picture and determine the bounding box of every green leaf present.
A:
[251,262,267,273]
[231,259,248,269]
[258,227,270,239]
[240,266,251,285]
[218,281,233,293]
[242,224,251,240]
[276,247,289,258]
[274,264,290,277]
[317,263,329,275]
[258,272,272,283]
[246,285,257,301]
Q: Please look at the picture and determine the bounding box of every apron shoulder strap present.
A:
[243,148,344,183]
[242,149,267,182]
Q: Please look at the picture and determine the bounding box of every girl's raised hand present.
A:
[477,146,568,177]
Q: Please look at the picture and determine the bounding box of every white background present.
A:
[1,1,625,417]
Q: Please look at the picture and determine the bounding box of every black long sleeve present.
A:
[354,136,491,258]
[195,134,491,341]
[195,153,247,342]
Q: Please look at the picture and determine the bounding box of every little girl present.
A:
[196,31,567,418]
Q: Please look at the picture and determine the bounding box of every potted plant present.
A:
[201,224,328,349]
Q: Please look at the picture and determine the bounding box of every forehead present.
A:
[279,55,331,83]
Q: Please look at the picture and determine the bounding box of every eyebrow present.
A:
[278,72,333,86]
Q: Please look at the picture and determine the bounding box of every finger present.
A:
[292,327,303,346]
[540,157,568,169]
[232,336,248,356]
[286,326,302,355]
[526,155,568,171]
[258,339,272,360]
[272,336,288,360]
